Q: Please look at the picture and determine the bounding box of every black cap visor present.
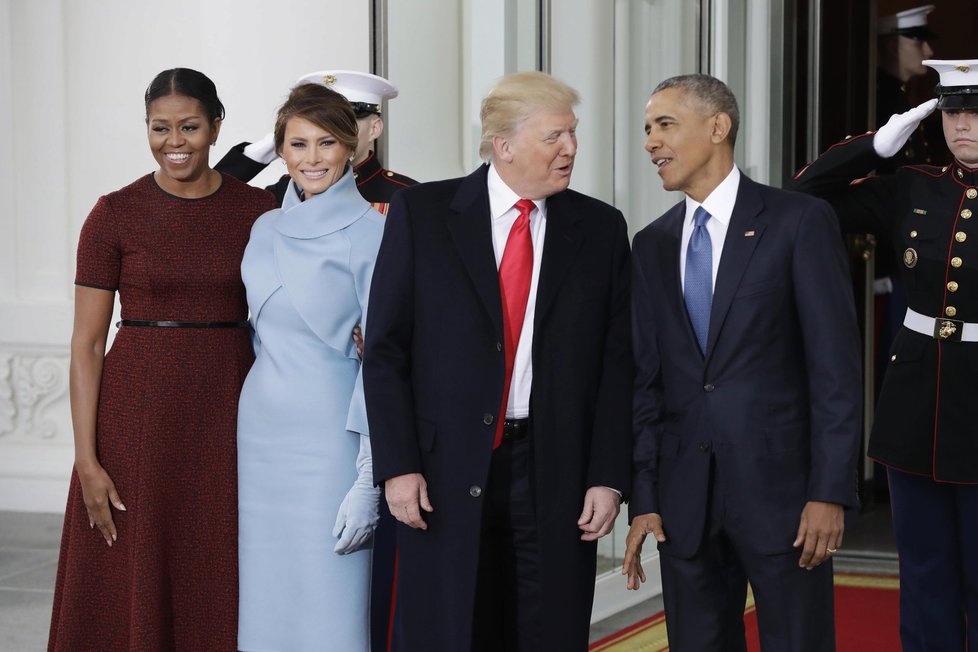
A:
[896,26,938,41]
[350,101,382,118]
[937,85,978,111]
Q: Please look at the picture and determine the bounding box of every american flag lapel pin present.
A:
[744,230,755,237]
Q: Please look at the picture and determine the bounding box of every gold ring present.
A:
[826,547,838,554]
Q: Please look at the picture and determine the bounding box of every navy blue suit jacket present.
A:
[630,174,862,559]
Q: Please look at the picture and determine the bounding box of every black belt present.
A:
[117,320,250,329]
[501,418,530,442]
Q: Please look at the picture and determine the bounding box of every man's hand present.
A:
[873,98,939,158]
[793,500,844,570]
[577,486,621,541]
[622,513,666,590]
[385,473,433,530]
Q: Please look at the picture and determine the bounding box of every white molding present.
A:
[0,347,70,443]
[0,345,72,513]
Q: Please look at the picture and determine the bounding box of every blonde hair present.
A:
[479,71,580,161]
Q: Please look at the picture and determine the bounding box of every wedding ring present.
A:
[826,547,838,554]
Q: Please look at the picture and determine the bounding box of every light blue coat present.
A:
[237,168,383,652]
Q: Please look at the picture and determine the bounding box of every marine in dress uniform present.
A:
[215,70,417,213]
[789,60,978,651]
[873,6,940,418]
[877,5,938,172]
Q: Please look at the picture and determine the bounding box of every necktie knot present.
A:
[693,206,712,228]
[515,199,535,219]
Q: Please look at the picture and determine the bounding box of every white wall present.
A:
[0,0,371,513]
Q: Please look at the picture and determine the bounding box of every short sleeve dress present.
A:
[48,173,276,652]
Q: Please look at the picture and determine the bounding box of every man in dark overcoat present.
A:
[363,70,632,652]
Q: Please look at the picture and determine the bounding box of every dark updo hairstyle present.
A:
[273,84,359,155]
[144,68,225,123]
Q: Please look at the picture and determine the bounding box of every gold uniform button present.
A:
[386,171,395,177]
[891,354,897,362]
[942,166,949,172]
[964,209,973,219]
[968,189,978,200]
[948,281,960,292]
[956,231,968,243]
[952,256,963,268]
[910,230,918,238]
[946,306,958,317]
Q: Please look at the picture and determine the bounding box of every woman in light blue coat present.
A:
[237,83,384,652]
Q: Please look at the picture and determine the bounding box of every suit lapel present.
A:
[658,202,702,355]
[447,165,503,338]
[705,176,766,357]
[657,202,685,309]
[534,190,584,326]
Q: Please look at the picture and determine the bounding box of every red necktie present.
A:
[494,199,535,449]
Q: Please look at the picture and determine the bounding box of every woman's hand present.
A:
[76,460,126,547]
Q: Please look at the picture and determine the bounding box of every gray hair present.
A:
[652,74,740,146]
[479,71,580,161]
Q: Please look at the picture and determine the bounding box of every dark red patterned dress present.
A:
[48,173,276,652]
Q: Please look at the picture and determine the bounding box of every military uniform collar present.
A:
[950,160,978,188]
[353,151,382,186]
[275,167,370,239]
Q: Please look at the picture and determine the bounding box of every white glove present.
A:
[873,99,939,159]
[332,434,381,555]
[242,132,278,165]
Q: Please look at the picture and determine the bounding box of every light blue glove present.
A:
[332,434,380,555]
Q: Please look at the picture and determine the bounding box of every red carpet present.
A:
[590,573,900,651]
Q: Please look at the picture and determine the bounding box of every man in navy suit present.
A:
[622,74,862,651]
[364,71,632,651]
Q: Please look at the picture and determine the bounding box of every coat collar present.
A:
[656,177,767,361]
[275,166,371,239]
[445,164,584,338]
[447,165,503,337]
[534,189,584,325]
[705,175,766,357]
[353,150,383,187]
[656,202,696,351]
[950,159,978,188]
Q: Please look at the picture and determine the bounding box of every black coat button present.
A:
[483,413,494,425]
[469,486,482,497]
[496,341,503,352]
[704,383,715,392]
[698,442,709,452]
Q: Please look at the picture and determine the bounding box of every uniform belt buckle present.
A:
[934,318,964,342]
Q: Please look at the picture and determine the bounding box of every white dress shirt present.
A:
[679,165,741,290]
[487,164,546,419]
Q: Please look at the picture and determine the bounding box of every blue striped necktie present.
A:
[685,206,713,353]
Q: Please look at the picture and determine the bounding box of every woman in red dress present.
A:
[48,68,276,651]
